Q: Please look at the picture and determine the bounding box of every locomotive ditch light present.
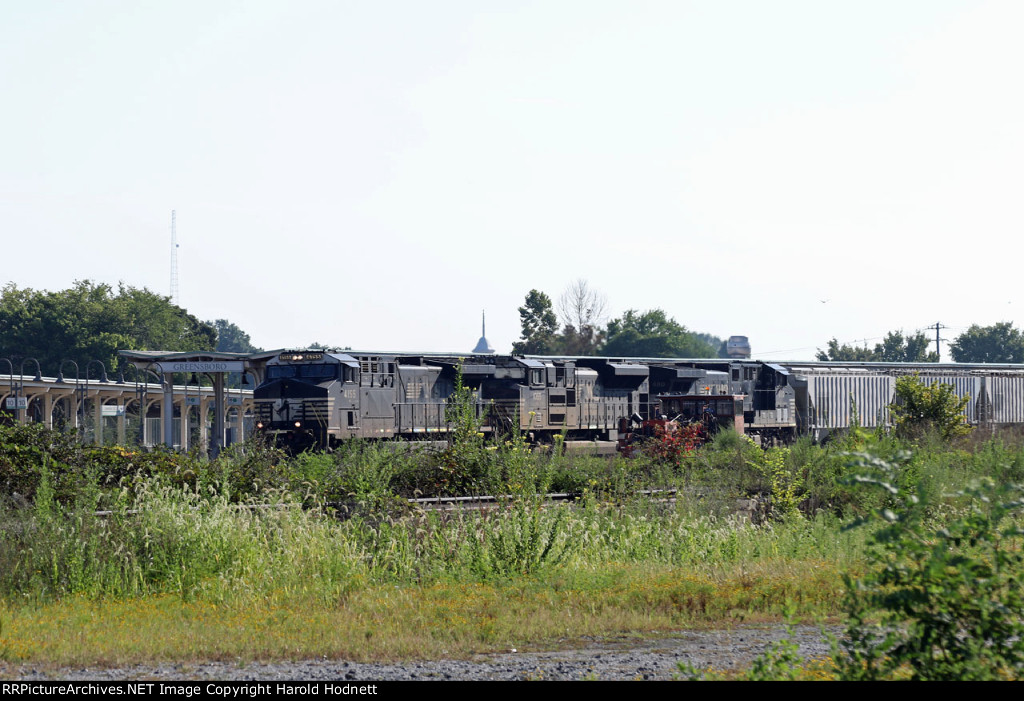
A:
[294,421,302,428]
[256,422,264,429]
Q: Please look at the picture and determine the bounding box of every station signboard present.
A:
[155,361,244,374]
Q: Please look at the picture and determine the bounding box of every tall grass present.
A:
[10,423,1024,606]
[0,469,864,607]
[8,423,1024,667]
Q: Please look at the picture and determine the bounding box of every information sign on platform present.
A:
[5,397,28,410]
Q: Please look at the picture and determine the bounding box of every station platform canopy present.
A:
[119,350,253,374]
[118,350,259,455]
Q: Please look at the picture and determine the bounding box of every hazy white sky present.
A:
[2,1,1021,360]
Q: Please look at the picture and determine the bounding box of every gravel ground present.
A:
[5,625,838,681]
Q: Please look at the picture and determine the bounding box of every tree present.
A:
[875,331,938,362]
[816,339,876,362]
[950,322,1024,364]
[512,290,560,355]
[816,330,938,362]
[211,319,262,353]
[691,332,730,359]
[0,281,216,375]
[600,309,716,358]
[557,279,607,355]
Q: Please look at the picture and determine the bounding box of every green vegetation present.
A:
[0,281,216,375]
[511,290,560,355]
[212,319,262,354]
[950,321,1024,363]
[602,309,716,358]
[511,282,725,358]
[833,454,1024,680]
[890,374,971,442]
[817,322,1024,364]
[3,420,1024,678]
[816,330,938,362]
[0,281,261,376]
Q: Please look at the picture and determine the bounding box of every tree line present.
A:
[3,280,1023,373]
[516,280,1024,364]
[0,281,261,377]
[512,280,728,358]
[816,323,1024,364]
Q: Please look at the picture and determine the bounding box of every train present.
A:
[249,347,1024,452]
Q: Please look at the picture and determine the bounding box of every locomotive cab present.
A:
[254,351,357,450]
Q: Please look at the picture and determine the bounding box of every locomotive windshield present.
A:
[267,364,338,381]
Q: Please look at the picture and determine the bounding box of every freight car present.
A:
[781,360,1024,441]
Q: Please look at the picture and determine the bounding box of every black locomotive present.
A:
[250,349,797,451]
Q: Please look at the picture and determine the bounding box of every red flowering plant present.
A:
[641,421,706,464]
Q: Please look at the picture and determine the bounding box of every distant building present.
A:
[472,311,495,354]
[727,335,752,359]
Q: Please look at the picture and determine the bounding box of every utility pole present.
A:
[930,321,948,361]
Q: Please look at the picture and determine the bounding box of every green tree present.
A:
[816,330,938,362]
[889,374,971,441]
[816,339,876,361]
[691,332,729,359]
[950,322,1024,363]
[512,290,560,355]
[0,281,216,375]
[600,309,716,358]
[211,319,262,353]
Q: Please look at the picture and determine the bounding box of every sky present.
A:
[2,1,1022,361]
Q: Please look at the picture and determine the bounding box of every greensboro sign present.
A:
[154,362,245,374]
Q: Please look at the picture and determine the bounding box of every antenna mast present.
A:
[170,210,179,305]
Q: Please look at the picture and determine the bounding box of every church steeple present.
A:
[472,310,495,354]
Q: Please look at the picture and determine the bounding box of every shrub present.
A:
[834,452,1024,680]
[890,375,971,443]
[748,446,802,520]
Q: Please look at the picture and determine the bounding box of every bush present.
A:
[890,375,971,443]
[834,452,1024,680]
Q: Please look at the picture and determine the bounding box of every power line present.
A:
[760,323,955,359]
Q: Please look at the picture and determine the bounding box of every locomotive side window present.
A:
[531,369,544,386]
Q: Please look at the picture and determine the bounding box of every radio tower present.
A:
[170,210,179,305]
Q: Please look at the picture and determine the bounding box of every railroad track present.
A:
[91,488,694,517]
